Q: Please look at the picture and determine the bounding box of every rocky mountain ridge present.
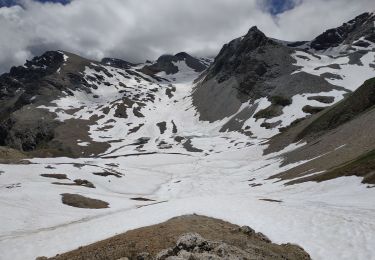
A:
[309,12,375,50]
[0,50,210,157]
[0,12,374,185]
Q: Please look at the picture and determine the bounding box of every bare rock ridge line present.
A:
[42,215,311,260]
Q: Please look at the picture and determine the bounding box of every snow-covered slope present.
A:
[0,12,375,260]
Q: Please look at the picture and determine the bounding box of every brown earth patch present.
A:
[0,146,29,164]
[302,105,325,115]
[40,174,68,180]
[52,118,110,157]
[130,197,156,202]
[307,96,335,104]
[259,198,283,203]
[53,179,95,188]
[254,105,283,119]
[44,214,310,260]
[61,193,109,209]
[93,171,122,178]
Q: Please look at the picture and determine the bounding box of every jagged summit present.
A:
[310,12,375,50]
[246,25,262,34]
[5,51,65,81]
[242,25,272,47]
[205,25,276,84]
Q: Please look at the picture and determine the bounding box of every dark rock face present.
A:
[0,51,102,155]
[176,52,208,72]
[0,109,59,151]
[205,27,280,88]
[353,40,371,48]
[310,12,375,50]
[192,26,341,123]
[142,52,208,75]
[0,52,67,151]
[147,55,180,75]
[11,51,65,80]
[156,121,167,134]
[0,51,65,119]
[287,41,308,47]
[193,27,290,122]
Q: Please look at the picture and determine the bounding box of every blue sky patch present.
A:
[0,0,70,7]
[1,0,300,15]
[259,0,301,15]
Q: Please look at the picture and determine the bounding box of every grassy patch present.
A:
[288,150,375,185]
[297,77,375,140]
[318,150,375,184]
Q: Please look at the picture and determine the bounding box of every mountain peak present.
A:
[204,24,275,86]
[142,52,208,75]
[156,52,193,63]
[247,26,260,33]
[175,52,191,59]
[6,51,65,81]
[244,26,267,40]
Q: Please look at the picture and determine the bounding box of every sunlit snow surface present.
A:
[0,54,375,260]
[293,40,375,91]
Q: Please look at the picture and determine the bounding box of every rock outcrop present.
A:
[45,215,311,260]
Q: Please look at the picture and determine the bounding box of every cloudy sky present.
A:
[0,0,374,73]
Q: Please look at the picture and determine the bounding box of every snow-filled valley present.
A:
[1,45,375,260]
[1,153,374,260]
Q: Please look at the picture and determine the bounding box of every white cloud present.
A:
[0,0,374,72]
[274,0,375,41]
